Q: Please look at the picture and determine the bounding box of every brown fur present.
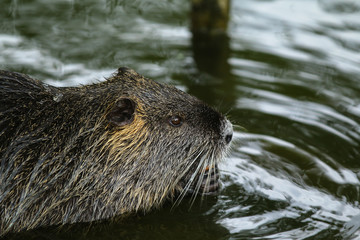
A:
[0,67,232,235]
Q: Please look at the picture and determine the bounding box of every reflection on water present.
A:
[1,0,360,239]
[220,132,360,238]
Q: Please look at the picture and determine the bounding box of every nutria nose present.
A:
[225,133,232,144]
[223,119,233,145]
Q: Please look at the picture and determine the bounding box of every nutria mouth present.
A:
[179,164,220,196]
[191,164,220,195]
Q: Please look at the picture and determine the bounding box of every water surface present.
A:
[1,0,360,239]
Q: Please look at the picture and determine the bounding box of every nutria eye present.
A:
[169,115,183,127]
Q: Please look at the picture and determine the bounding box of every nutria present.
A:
[0,67,233,236]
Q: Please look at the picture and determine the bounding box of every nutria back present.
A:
[0,67,232,235]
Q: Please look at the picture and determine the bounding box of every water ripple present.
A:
[236,88,360,144]
[218,132,360,238]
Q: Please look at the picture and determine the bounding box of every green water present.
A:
[1,0,360,239]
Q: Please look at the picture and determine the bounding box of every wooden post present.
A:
[188,0,235,108]
[191,0,230,35]
[190,0,231,79]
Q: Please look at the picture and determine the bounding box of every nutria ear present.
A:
[116,67,139,77]
[107,98,136,127]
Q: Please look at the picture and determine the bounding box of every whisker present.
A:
[189,149,211,207]
[172,148,205,208]
[233,124,247,132]
[225,107,233,116]
[203,150,216,200]
[202,148,217,199]
[178,154,206,206]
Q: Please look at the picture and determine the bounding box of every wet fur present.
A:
[0,68,231,235]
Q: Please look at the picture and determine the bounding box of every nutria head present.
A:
[0,67,232,234]
[99,67,233,203]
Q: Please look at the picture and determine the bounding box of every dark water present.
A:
[1,0,360,239]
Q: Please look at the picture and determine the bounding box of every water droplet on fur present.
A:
[53,93,63,102]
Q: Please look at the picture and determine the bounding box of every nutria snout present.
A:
[0,67,232,235]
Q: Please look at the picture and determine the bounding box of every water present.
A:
[1,0,360,239]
